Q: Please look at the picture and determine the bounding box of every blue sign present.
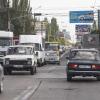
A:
[70,11,94,23]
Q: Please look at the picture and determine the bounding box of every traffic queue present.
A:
[0,31,67,93]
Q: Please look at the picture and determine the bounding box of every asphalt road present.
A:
[1,51,100,100]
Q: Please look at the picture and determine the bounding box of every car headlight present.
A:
[27,58,32,65]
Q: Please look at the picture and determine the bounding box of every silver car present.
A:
[0,65,3,93]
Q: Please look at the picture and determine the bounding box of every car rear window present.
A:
[70,50,98,60]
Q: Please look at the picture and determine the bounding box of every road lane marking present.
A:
[13,86,32,100]
[13,81,41,100]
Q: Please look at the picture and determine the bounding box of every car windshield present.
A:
[7,47,33,55]
[70,50,99,60]
[0,38,11,46]
[45,44,59,51]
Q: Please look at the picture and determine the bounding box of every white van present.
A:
[0,31,13,65]
[19,35,45,66]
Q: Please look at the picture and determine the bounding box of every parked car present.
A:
[0,65,4,93]
[66,48,100,81]
[3,45,37,75]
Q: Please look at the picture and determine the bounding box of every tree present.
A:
[91,30,100,34]
[11,0,33,35]
[51,18,59,37]
[0,0,8,30]
[46,17,59,42]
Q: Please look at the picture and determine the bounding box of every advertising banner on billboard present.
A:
[75,25,91,35]
[70,11,94,23]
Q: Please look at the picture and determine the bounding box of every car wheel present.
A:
[67,75,72,81]
[96,76,100,81]
[8,69,12,75]
[30,67,34,75]
[4,68,8,75]
[34,63,37,73]
[57,61,60,65]
[44,60,46,65]
[0,81,3,93]
[38,63,41,67]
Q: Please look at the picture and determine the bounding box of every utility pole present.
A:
[7,0,10,31]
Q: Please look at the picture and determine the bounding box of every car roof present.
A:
[70,48,98,52]
[9,45,34,48]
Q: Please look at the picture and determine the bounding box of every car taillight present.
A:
[68,64,78,68]
[92,64,100,69]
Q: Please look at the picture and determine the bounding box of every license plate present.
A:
[14,65,23,68]
[79,65,91,68]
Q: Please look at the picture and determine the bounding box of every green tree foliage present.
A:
[51,17,59,37]
[46,17,59,42]
[11,0,33,35]
[0,0,33,35]
[91,30,100,34]
[0,0,8,30]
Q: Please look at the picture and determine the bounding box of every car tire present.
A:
[38,63,41,67]
[57,61,60,65]
[8,69,12,75]
[30,67,34,75]
[34,63,37,73]
[4,68,8,75]
[34,66,37,73]
[44,59,46,65]
[0,81,3,93]
[67,75,72,81]
[96,76,100,81]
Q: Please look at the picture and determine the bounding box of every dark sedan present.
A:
[66,49,100,81]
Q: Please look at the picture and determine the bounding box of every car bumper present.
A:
[45,57,60,62]
[3,65,33,70]
[67,70,100,76]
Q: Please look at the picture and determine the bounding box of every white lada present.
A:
[3,45,37,75]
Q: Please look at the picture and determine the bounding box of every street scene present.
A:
[1,52,100,100]
[0,0,100,100]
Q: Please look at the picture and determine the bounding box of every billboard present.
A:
[70,11,94,23]
[75,25,91,35]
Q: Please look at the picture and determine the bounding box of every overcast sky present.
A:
[30,0,100,42]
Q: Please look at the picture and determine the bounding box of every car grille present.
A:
[9,60,27,65]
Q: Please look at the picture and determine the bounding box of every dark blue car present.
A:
[66,49,100,81]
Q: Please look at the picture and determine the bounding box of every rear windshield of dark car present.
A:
[70,50,99,60]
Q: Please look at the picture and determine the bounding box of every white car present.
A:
[0,65,4,93]
[3,45,37,75]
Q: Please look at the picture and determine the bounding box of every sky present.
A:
[30,0,100,42]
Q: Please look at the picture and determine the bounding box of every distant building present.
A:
[62,29,71,40]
